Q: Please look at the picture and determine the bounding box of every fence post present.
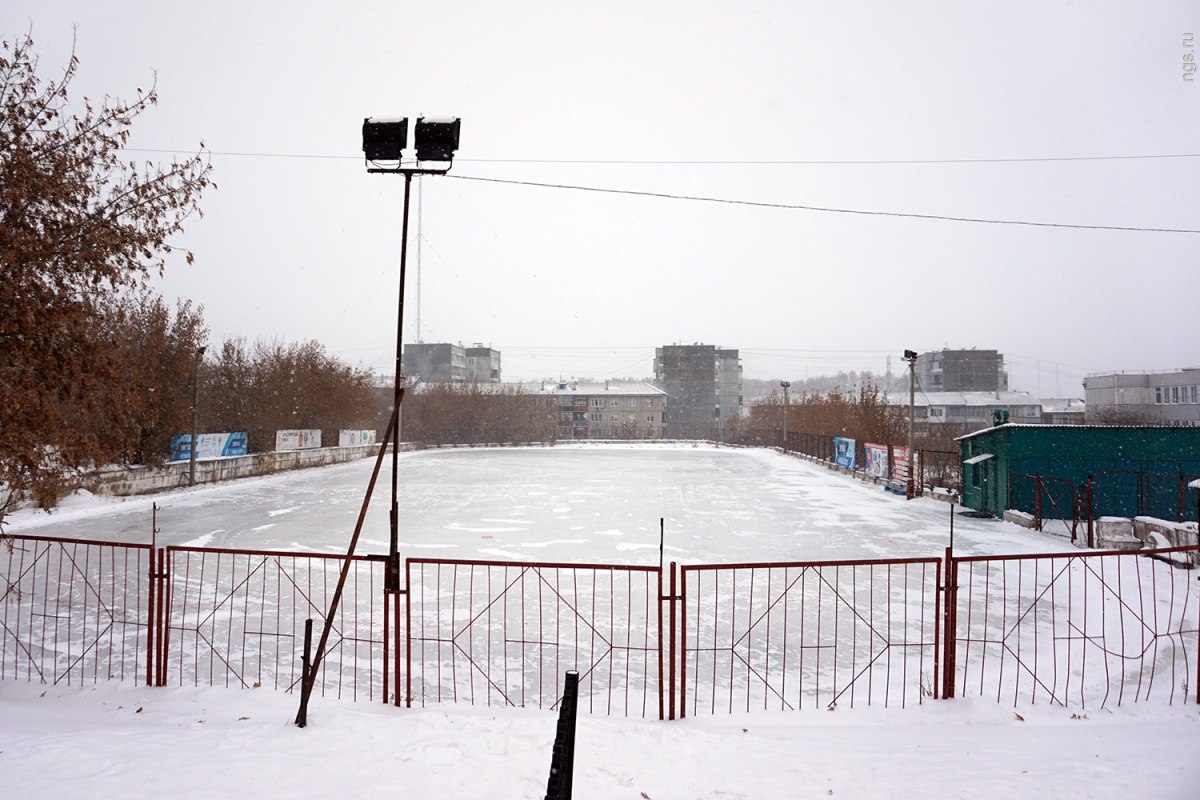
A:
[544,670,579,800]
[669,561,678,721]
[1034,474,1043,531]
[296,618,314,727]
[1086,475,1095,549]
[155,548,169,686]
[941,546,957,699]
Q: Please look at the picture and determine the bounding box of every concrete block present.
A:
[1004,510,1036,529]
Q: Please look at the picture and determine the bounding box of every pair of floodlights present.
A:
[362,116,460,165]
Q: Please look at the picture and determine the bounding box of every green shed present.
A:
[956,424,1200,522]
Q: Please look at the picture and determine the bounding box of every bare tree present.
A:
[0,33,213,516]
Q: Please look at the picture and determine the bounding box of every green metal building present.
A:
[957,424,1200,522]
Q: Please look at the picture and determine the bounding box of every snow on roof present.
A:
[1040,398,1087,413]
[955,422,1198,442]
[885,390,1040,407]
[524,381,667,397]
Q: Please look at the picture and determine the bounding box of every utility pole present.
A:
[903,349,918,499]
[780,381,791,453]
[189,345,206,486]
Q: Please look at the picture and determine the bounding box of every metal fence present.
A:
[3,534,1197,714]
[405,559,662,716]
[1,535,151,686]
[678,558,942,714]
[945,546,1199,708]
[159,546,387,701]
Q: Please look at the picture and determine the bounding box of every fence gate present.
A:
[679,557,942,715]
[404,558,663,717]
[1,535,152,686]
[161,546,386,700]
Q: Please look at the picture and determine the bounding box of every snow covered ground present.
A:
[4,444,1199,798]
[3,678,1196,799]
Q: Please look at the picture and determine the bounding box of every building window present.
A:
[610,399,619,407]
[1191,385,1198,404]
[590,413,601,422]
[628,398,637,408]
[1171,386,1180,404]
[592,398,602,408]
[647,415,655,423]
[1155,387,1163,404]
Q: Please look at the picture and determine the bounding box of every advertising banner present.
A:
[864,443,889,479]
[169,432,249,462]
[833,437,857,470]
[275,429,322,451]
[338,430,378,447]
[891,446,919,484]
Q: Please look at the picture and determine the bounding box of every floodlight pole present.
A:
[904,350,918,499]
[367,164,452,593]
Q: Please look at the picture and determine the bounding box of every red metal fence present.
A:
[159,546,387,701]
[678,558,942,715]
[3,534,1197,714]
[404,558,662,717]
[945,546,1199,708]
[1,535,151,686]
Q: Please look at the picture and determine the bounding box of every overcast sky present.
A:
[7,2,1199,395]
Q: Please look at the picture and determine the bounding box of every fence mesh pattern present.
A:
[405,559,662,717]
[1,536,151,686]
[950,548,1199,708]
[681,559,942,714]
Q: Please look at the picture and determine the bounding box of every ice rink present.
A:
[8,442,1054,564]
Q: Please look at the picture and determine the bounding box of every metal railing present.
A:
[3,534,1197,713]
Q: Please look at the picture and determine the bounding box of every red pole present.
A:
[146,509,156,688]
[383,587,390,704]
[657,565,664,721]
[669,561,677,721]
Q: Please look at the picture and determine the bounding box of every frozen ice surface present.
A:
[7,443,1051,563]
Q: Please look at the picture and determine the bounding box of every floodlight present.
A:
[414,117,461,162]
[903,349,918,360]
[363,117,408,161]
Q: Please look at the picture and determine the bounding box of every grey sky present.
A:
[6,1,1198,394]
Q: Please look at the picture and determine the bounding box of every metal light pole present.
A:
[903,349,918,499]
[780,380,791,453]
[295,117,461,728]
[362,116,461,593]
[189,345,206,486]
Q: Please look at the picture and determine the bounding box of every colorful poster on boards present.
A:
[275,429,322,451]
[338,430,377,447]
[891,446,920,484]
[169,432,248,462]
[833,437,857,469]
[864,443,889,479]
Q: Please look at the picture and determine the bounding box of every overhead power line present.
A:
[125,147,1200,166]
[448,174,1200,235]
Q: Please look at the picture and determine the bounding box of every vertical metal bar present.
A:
[383,584,391,705]
[672,563,681,719]
[296,618,314,727]
[400,587,410,705]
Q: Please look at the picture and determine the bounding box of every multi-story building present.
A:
[886,389,1043,436]
[916,349,1008,392]
[529,380,667,440]
[654,344,742,440]
[465,344,501,383]
[1084,369,1200,425]
[404,342,501,384]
